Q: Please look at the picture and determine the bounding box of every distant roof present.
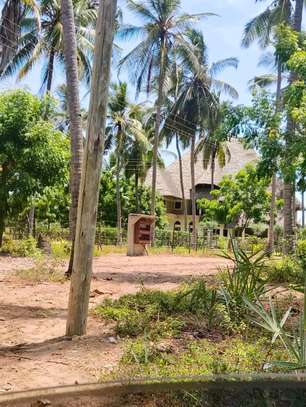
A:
[145,139,258,199]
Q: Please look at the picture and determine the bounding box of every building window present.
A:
[174,221,181,231]
[174,201,182,209]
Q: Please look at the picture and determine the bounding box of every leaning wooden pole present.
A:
[66,0,117,336]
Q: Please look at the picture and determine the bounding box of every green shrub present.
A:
[1,236,41,257]
[95,281,224,338]
[51,240,71,258]
[94,290,185,338]
[265,256,303,284]
[296,240,306,271]
[240,236,266,254]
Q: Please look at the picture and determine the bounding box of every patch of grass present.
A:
[94,281,238,338]
[94,289,186,338]
[148,246,222,257]
[94,245,127,256]
[102,336,288,380]
[15,259,66,283]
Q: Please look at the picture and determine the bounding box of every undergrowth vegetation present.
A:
[1,236,42,257]
[14,259,66,283]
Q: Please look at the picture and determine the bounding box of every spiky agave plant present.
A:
[245,270,306,371]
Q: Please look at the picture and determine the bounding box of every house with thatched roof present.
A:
[145,139,258,232]
[146,138,300,234]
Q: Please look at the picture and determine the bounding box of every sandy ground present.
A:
[0,254,230,394]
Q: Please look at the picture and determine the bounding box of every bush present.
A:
[1,236,41,257]
[265,256,303,284]
[51,239,71,258]
[240,236,266,253]
[95,281,225,338]
[296,239,306,271]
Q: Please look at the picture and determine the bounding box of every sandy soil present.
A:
[0,254,230,394]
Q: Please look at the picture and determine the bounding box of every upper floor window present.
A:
[174,201,182,209]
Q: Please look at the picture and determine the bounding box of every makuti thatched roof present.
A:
[145,139,258,199]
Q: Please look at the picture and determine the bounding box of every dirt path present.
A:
[0,254,229,393]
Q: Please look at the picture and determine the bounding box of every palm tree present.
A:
[1,0,96,92]
[106,82,148,244]
[166,29,238,246]
[242,0,291,254]
[118,0,213,217]
[161,65,189,230]
[0,0,39,74]
[196,102,232,192]
[61,0,84,277]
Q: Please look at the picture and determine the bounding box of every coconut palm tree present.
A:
[196,102,232,192]
[106,82,148,244]
[61,0,84,277]
[1,0,96,92]
[242,0,291,254]
[118,0,213,217]
[166,29,238,246]
[0,0,39,74]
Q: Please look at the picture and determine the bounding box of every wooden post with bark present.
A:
[66,0,117,336]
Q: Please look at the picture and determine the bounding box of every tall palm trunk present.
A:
[116,147,122,245]
[267,61,282,254]
[135,171,140,213]
[66,0,116,336]
[46,48,55,93]
[176,134,187,231]
[61,0,84,276]
[211,151,216,192]
[151,37,166,216]
[191,134,196,248]
[283,0,303,254]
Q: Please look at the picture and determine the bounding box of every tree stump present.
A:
[37,234,51,255]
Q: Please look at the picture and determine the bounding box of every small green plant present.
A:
[245,292,306,371]
[1,236,42,257]
[177,280,220,329]
[218,243,267,321]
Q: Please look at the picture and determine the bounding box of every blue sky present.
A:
[0,0,268,106]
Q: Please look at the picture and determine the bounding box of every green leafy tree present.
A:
[242,0,292,253]
[275,20,306,249]
[0,89,69,245]
[198,165,271,232]
[97,170,166,229]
